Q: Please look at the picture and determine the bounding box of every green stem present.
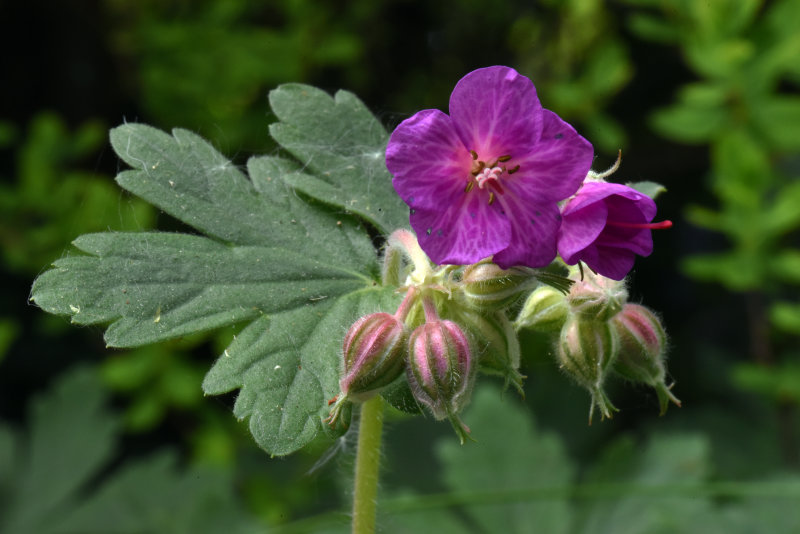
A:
[352,395,385,534]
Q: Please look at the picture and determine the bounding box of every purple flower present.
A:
[386,66,593,269]
[557,182,672,281]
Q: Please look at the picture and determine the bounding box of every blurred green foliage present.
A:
[105,0,375,151]
[277,385,800,533]
[0,367,260,534]
[626,0,800,406]
[510,0,634,153]
[0,113,154,274]
[3,0,800,530]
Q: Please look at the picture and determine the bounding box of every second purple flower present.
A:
[386,66,593,269]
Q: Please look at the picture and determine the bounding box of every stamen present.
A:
[465,181,474,193]
[606,220,673,230]
[470,150,478,160]
[507,165,520,175]
[471,160,486,176]
[488,192,495,205]
[497,155,512,162]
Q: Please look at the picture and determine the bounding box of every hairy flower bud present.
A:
[457,309,524,395]
[612,304,680,414]
[340,312,407,400]
[459,262,536,312]
[567,269,627,321]
[515,285,569,333]
[407,319,475,443]
[557,318,619,422]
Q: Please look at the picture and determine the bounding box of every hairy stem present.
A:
[352,395,385,534]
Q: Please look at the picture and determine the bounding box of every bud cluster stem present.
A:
[352,395,385,534]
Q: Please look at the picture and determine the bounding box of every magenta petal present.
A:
[410,197,511,265]
[603,190,657,224]
[557,201,608,263]
[492,197,561,269]
[386,109,469,211]
[584,246,637,281]
[448,66,543,157]
[514,110,594,203]
[565,183,655,220]
[596,226,654,257]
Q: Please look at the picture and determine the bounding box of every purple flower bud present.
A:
[557,318,618,423]
[612,304,680,414]
[340,312,408,401]
[557,182,672,281]
[407,319,475,443]
[566,268,627,321]
[515,285,569,333]
[459,262,537,312]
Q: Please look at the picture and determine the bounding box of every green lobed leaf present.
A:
[31,122,398,455]
[31,232,372,347]
[268,83,409,234]
[203,286,402,456]
[32,125,381,348]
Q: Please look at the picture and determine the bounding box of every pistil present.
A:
[466,150,514,203]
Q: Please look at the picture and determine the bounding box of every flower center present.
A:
[465,150,519,205]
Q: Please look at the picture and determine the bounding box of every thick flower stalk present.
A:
[386,65,593,269]
[558,182,672,280]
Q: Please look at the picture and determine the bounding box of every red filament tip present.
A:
[607,219,673,230]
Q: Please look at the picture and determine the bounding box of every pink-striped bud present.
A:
[407,319,475,443]
[567,269,627,321]
[557,317,618,423]
[340,312,407,401]
[612,304,680,414]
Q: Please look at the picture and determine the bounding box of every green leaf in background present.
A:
[753,96,800,151]
[650,99,728,144]
[0,368,118,534]
[436,385,574,534]
[770,302,800,333]
[269,84,409,234]
[732,361,800,403]
[575,433,712,534]
[0,367,259,534]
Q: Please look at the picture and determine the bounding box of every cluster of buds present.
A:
[327,228,677,440]
[516,267,680,422]
[326,231,539,443]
